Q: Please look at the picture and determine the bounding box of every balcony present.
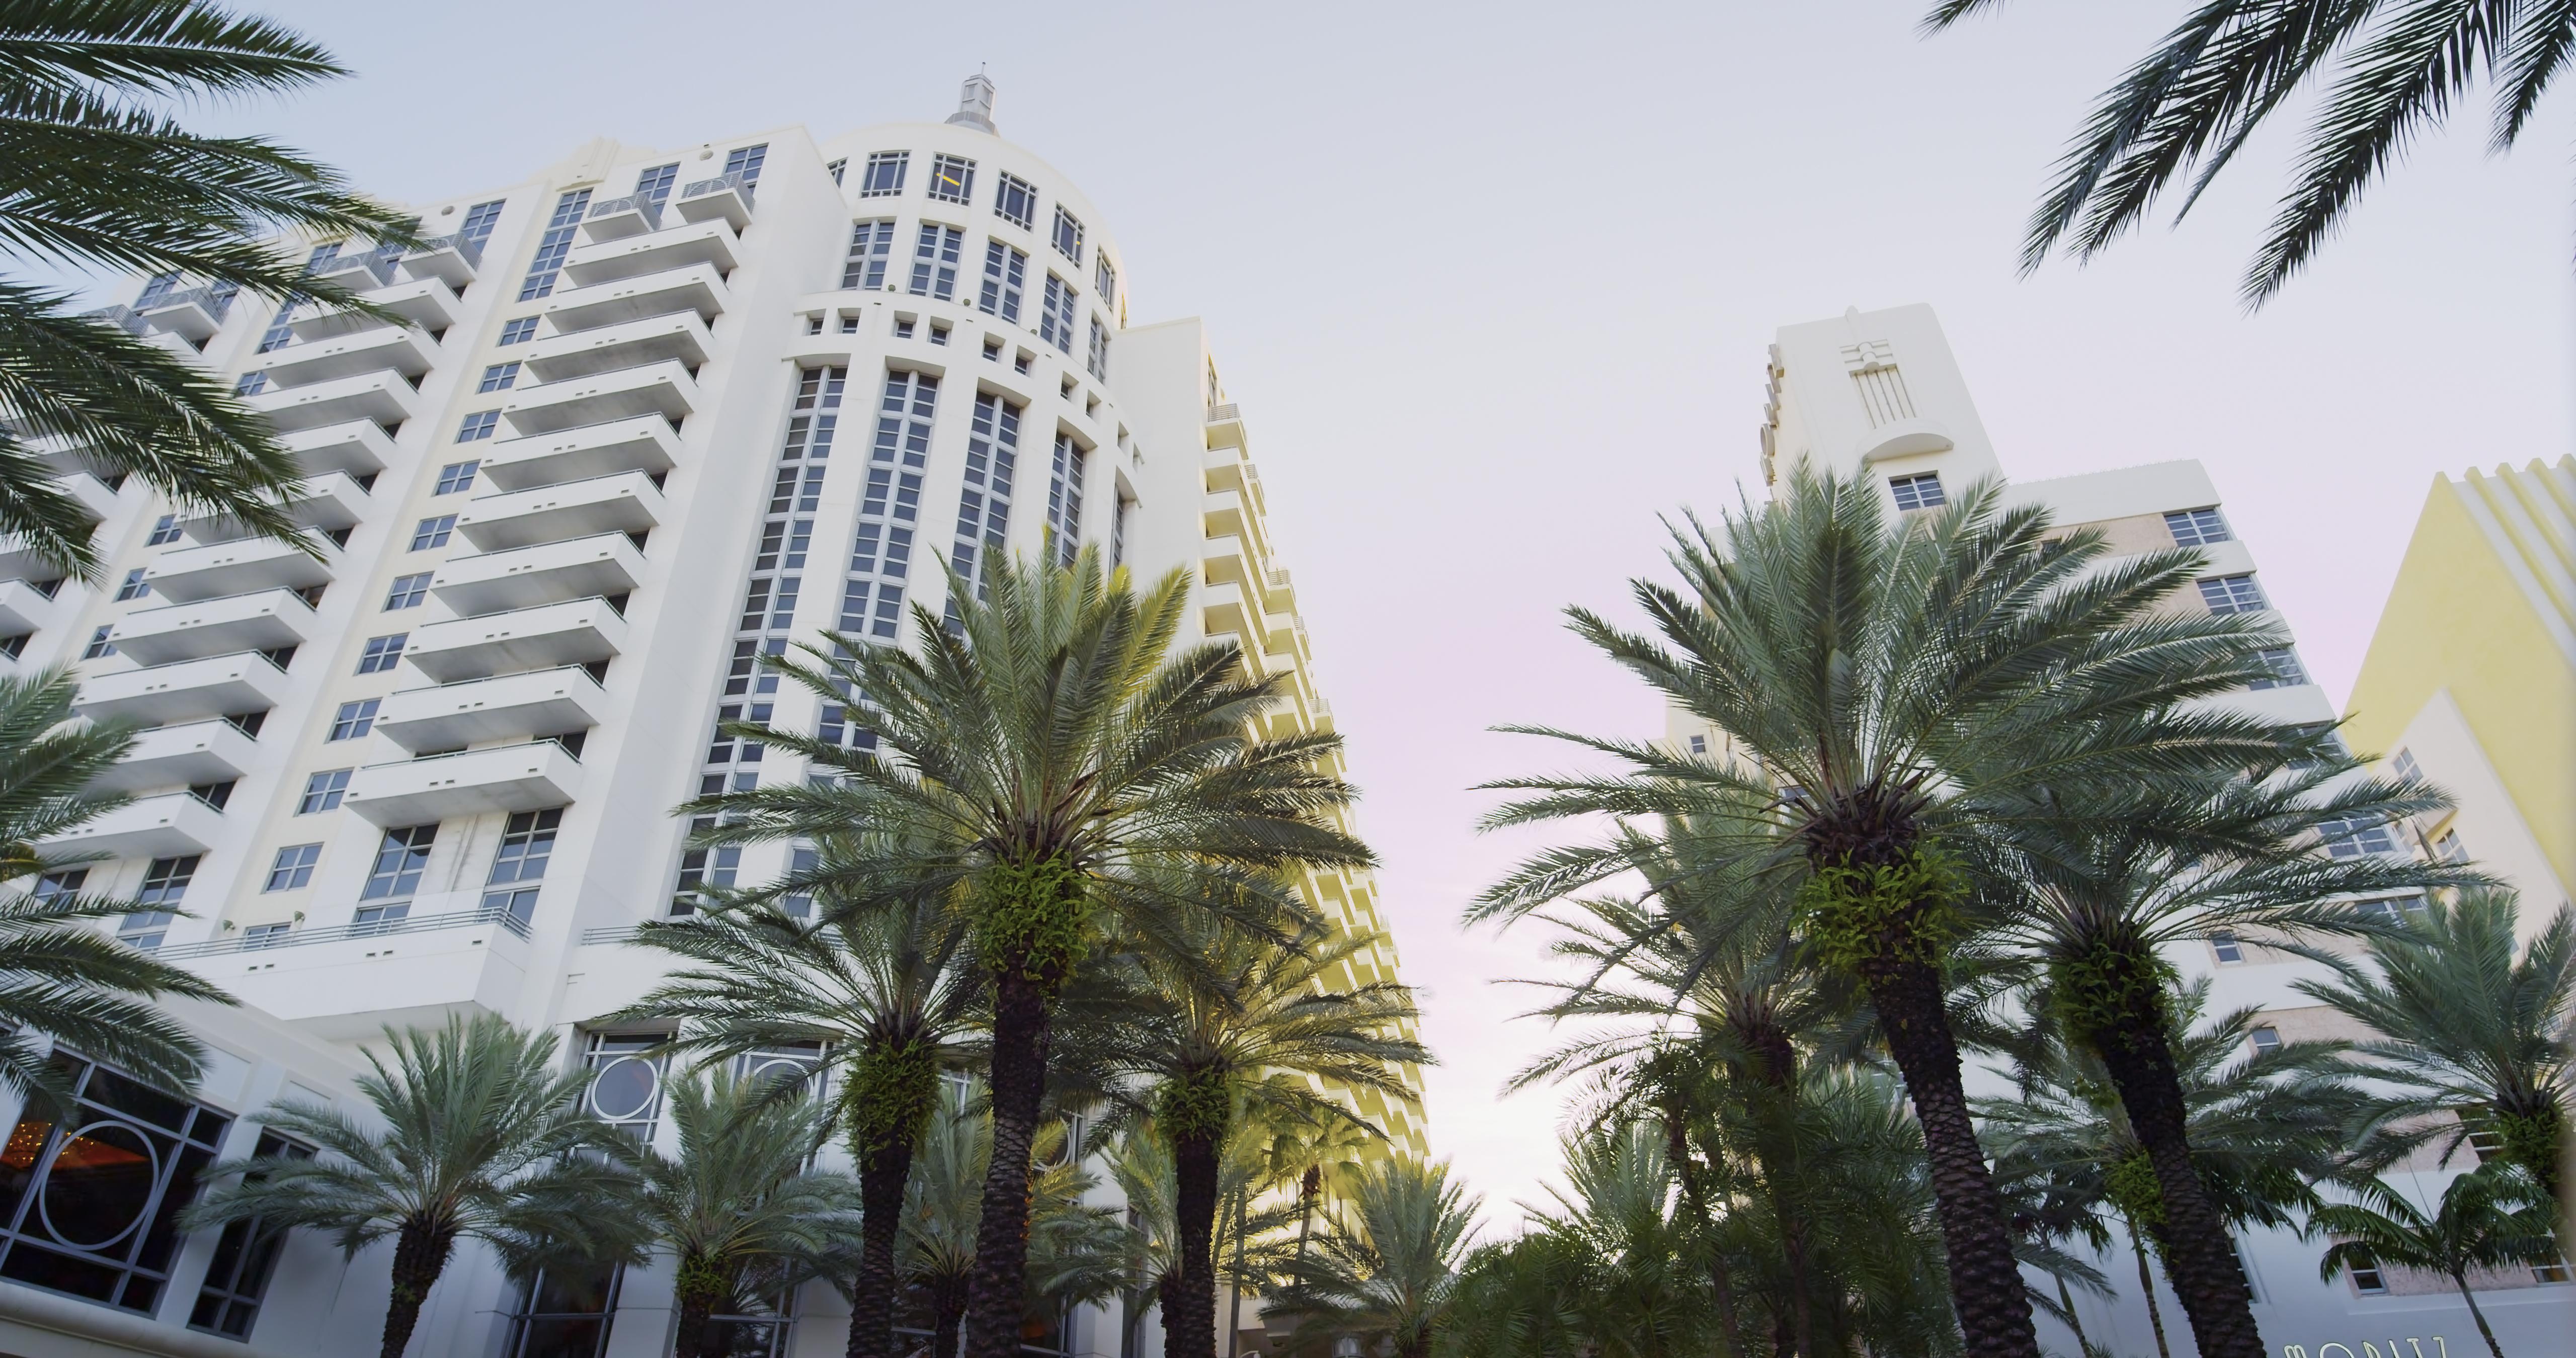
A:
[53,473,122,526]
[500,361,696,437]
[341,740,583,825]
[244,369,418,434]
[37,791,223,859]
[165,893,533,1041]
[374,665,608,751]
[90,718,258,794]
[0,578,66,633]
[279,419,395,477]
[144,535,337,602]
[404,596,628,683]
[75,651,290,723]
[290,276,460,344]
[520,312,711,383]
[110,587,316,665]
[430,532,645,616]
[675,172,754,229]
[456,472,664,552]
[249,324,440,387]
[579,192,664,244]
[0,536,70,585]
[136,287,235,344]
[562,218,739,289]
[539,261,727,333]
[1204,403,1245,450]
[479,415,680,492]
[179,470,369,544]
[308,249,397,292]
[398,233,483,289]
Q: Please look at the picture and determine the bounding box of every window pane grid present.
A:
[518,189,594,301]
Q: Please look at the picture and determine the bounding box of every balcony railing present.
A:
[160,902,531,961]
[587,192,665,231]
[309,249,396,290]
[84,304,149,337]
[680,172,754,204]
[407,232,484,266]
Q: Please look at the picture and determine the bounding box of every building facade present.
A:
[1672,304,2570,1358]
[0,78,1421,1358]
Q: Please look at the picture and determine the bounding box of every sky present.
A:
[145,0,2572,1224]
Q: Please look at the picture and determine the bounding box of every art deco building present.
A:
[1673,304,2566,1358]
[0,77,1420,1358]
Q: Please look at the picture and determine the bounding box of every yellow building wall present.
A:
[2343,459,2576,903]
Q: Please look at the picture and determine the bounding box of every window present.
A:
[253,297,300,353]
[477,362,521,393]
[31,869,86,904]
[481,809,560,924]
[993,172,1036,228]
[410,515,455,550]
[2248,1025,2281,1055]
[80,626,114,659]
[263,843,321,892]
[1051,205,1083,261]
[1688,735,1708,755]
[1889,472,1946,512]
[455,409,499,443]
[506,1264,622,1358]
[0,635,22,661]
[633,161,679,207]
[2318,814,2399,859]
[360,824,437,902]
[2357,893,2428,924]
[112,569,149,602]
[296,769,350,814]
[703,1289,797,1357]
[722,143,767,185]
[672,842,739,913]
[122,856,197,950]
[2434,829,2468,864]
[328,699,378,741]
[135,271,182,309]
[841,370,938,641]
[379,572,432,611]
[825,157,846,186]
[518,188,593,301]
[232,372,268,397]
[928,153,975,204]
[498,316,539,346]
[583,1033,671,1138]
[2391,748,2423,782]
[188,780,232,811]
[1094,252,1116,308]
[949,392,1023,603]
[1086,315,1109,380]
[144,514,181,546]
[457,198,506,250]
[186,1130,308,1338]
[842,220,897,290]
[978,240,1026,322]
[356,633,407,674]
[2198,574,2267,615]
[908,224,964,300]
[1038,275,1076,353]
[2165,506,2232,546]
[859,150,908,197]
[0,1050,233,1314]
[2344,1251,2386,1294]
[2248,646,2307,689]
[2210,929,2244,964]
[1046,434,1085,567]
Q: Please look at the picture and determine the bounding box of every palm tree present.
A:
[1092,1118,1306,1358]
[1081,917,1430,1358]
[1921,1,2576,304]
[2296,889,2572,1214]
[683,546,1373,1358]
[0,664,234,1102]
[897,1082,1105,1358]
[2311,1169,2558,1358]
[1,0,418,575]
[620,1068,859,1358]
[1476,470,2287,1358]
[180,1014,636,1358]
[1266,1158,1479,1358]
[620,878,981,1358]
[1969,766,2458,1358]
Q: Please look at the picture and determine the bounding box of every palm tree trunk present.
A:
[848,1139,917,1358]
[673,1261,724,1358]
[2129,1229,2171,1358]
[2451,1274,2505,1358]
[1226,1186,1251,1357]
[1667,1111,1747,1358]
[961,970,1054,1358]
[933,1274,970,1358]
[2088,975,2268,1358]
[1166,1124,1223,1358]
[1744,1028,1818,1358]
[1859,953,2043,1358]
[379,1219,453,1358]
[2055,1273,2095,1357]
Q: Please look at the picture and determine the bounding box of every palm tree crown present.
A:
[1267,1158,1480,1358]
[2310,1169,2558,1358]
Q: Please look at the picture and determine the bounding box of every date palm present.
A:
[1266,1158,1480,1358]
[683,546,1372,1358]
[1476,470,2289,1358]
[179,1014,636,1358]
[1090,1119,1305,1358]
[620,1068,859,1358]
[2296,889,2572,1216]
[1969,766,2458,1358]
[0,664,233,1104]
[897,1082,1103,1358]
[2311,1168,2557,1358]
[1,0,417,575]
[619,874,980,1358]
[1923,1,2575,305]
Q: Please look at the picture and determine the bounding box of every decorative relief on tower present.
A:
[1840,339,1916,427]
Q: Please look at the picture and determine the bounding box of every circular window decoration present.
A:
[588,1056,662,1123]
[38,1121,160,1252]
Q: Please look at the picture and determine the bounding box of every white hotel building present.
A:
[0,79,1419,1358]
[1677,304,2570,1358]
